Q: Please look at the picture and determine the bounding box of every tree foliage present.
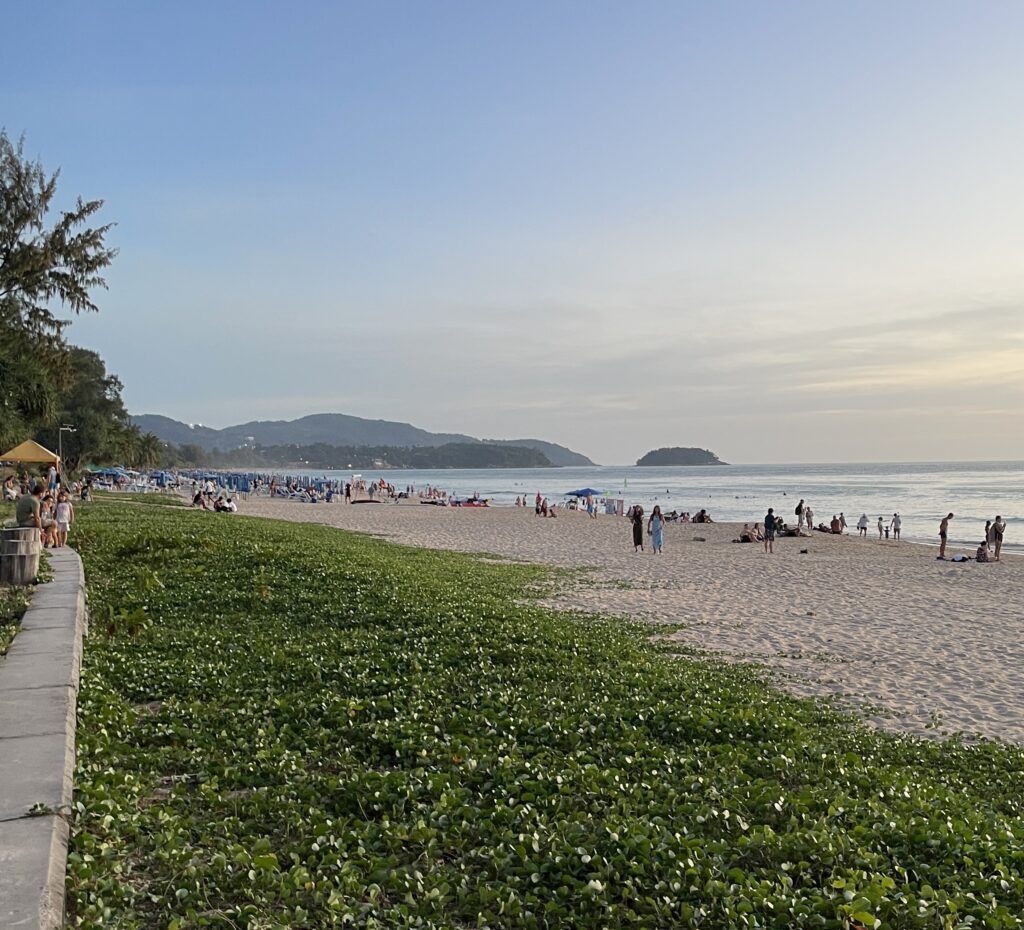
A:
[0,130,128,466]
[0,130,116,341]
[35,347,133,471]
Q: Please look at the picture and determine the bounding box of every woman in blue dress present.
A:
[648,505,664,554]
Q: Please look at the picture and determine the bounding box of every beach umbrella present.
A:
[566,488,602,497]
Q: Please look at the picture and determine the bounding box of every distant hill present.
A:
[176,441,553,470]
[131,413,595,465]
[636,447,726,466]
[484,438,594,467]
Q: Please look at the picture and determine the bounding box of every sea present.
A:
[288,461,1023,554]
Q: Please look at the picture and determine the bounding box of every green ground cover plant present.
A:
[0,583,30,653]
[68,502,1024,929]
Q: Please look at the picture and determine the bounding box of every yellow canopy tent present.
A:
[0,439,61,464]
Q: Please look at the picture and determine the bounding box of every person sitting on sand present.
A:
[830,515,842,534]
[734,524,756,543]
[976,539,992,563]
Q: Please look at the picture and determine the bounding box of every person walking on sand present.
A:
[890,512,901,540]
[857,514,868,537]
[992,515,1007,560]
[648,505,664,554]
[631,505,645,552]
[763,507,777,554]
[938,513,953,559]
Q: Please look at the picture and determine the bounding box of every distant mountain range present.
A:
[131,413,596,466]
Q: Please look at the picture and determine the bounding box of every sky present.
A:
[4,1,1024,464]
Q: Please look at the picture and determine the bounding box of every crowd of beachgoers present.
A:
[177,470,1013,565]
[4,466,81,548]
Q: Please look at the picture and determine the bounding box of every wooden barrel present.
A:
[0,527,41,586]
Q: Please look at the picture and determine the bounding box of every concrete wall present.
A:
[0,549,87,929]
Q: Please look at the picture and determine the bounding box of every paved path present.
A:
[0,548,87,930]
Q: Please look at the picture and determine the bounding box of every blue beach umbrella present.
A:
[566,488,602,497]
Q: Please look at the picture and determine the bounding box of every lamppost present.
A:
[58,425,76,474]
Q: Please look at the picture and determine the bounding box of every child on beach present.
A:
[877,516,884,539]
[54,492,74,547]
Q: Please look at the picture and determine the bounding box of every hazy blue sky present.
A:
[5,1,1024,464]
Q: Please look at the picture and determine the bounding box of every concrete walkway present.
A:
[0,548,87,930]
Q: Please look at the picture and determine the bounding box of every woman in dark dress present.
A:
[631,505,645,552]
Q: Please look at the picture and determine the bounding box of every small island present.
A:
[635,447,726,466]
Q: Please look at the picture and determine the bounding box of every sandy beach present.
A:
[241,498,1024,744]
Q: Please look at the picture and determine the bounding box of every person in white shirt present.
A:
[890,513,902,540]
[225,498,238,513]
[857,514,868,537]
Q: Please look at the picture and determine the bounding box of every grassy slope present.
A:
[68,501,1024,929]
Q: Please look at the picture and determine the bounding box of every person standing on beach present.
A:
[839,512,847,533]
[54,492,74,547]
[648,505,664,554]
[804,504,813,531]
[992,515,1006,560]
[795,499,805,528]
[631,506,645,552]
[938,513,953,559]
[763,508,776,554]
[857,514,868,537]
[877,516,884,539]
[890,513,901,540]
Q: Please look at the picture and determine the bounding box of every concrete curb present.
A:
[0,548,87,930]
